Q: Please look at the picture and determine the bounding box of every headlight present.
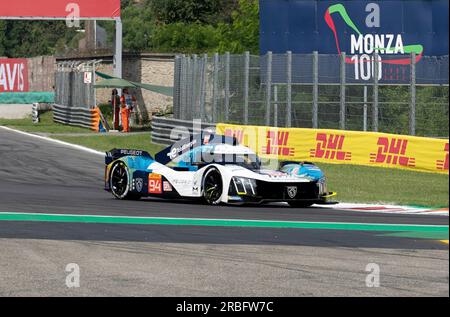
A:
[317,177,327,195]
[231,177,257,196]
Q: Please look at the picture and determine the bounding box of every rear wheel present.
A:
[288,201,314,208]
[110,162,141,200]
[202,168,223,205]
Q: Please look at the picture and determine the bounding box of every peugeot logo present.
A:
[287,186,298,199]
[135,178,144,192]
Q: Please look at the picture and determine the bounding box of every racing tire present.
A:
[110,162,141,200]
[288,201,314,208]
[202,167,223,205]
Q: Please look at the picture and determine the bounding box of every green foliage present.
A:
[0,21,6,56]
[217,0,260,54]
[0,0,258,56]
[1,20,79,57]
[152,23,220,53]
[150,0,235,24]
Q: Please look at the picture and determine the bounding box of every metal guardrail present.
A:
[32,103,40,124]
[53,104,95,130]
[151,116,216,145]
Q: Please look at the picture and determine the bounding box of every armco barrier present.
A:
[53,104,101,131]
[216,123,449,175]
[151,116,216,145]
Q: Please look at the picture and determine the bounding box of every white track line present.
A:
[0,126,104,156]
[323,203,449,216]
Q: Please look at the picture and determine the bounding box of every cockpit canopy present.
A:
[155,134,261,170]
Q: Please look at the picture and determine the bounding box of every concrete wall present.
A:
[27,56,56,92]
[95,55,174,122]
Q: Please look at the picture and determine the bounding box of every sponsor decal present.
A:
[436,143,449,171]
[310,133,352,161]
[286,186,298,199]
[262,131,295,156]
[135,178,144,193]
[163,181,173,192]
[0,59,28,92]
[120,149,143,156]
[370,137,416,167]
[224,128,245,144]
[168,139,198,160]
[148,173,162,194]
[325,3,424,82]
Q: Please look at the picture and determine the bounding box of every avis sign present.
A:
[0,59,29,92]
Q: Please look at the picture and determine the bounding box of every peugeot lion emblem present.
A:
[135,178,144,192]
[287,186,298,199]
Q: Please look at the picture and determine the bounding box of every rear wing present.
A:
[155,134,238,165]
[105,149,153,165]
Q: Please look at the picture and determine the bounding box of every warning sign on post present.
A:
[84,72,92,84]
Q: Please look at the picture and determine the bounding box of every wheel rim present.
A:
[203,169,222,204]
[111,163,129,198]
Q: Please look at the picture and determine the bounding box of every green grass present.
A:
[0,111,94,134]
[53,133,164,157]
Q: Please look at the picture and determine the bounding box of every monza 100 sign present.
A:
[260,0,449,85]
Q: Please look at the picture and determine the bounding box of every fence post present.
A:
[188,54,200,119]
[173,55,181,119]
[373,52,379,132]
[340,52,346,130]
[265,51,272,126]
[274,85,278,127]
[410,52,416,136]
[181,55,188,120]
[199,54,207,122]
[312,51,319,129]
[339,52,346,130]
[363,85,368,131]
[286,51,292,127]
[212,53,219,123]
[225,52,230,122]
[244,51,250,125]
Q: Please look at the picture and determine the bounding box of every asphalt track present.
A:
[0,127,448,296]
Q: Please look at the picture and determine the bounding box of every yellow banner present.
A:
[216,123,449,175]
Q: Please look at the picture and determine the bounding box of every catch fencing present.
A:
[174,52,449,138]
[151,116,216,145]
[54,60,101,128]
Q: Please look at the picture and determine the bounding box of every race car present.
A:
[104,134,337,207]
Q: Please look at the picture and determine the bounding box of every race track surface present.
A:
[0,127,448,296]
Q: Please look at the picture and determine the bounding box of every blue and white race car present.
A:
[104,134,337,207]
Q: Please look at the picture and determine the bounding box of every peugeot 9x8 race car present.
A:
[104,134,337,207]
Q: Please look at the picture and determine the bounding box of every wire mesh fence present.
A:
[174,52,449,138]
[55,61,98,109]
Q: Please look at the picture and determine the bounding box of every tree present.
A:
[217,0,259,54]
[150,0,236,24]
[0,21,6,56]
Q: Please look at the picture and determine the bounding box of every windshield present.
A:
[172,145,262,170]
[210,153,261,170]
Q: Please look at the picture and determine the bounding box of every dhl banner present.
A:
[216,124,449,175]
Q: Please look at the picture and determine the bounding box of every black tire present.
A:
[202,168,223,205]
[110,162,141,200]
[288,201,314,208]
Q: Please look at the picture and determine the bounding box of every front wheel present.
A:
[202,168,223,205]
[288,201,314,208]
[110,162,141,200]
